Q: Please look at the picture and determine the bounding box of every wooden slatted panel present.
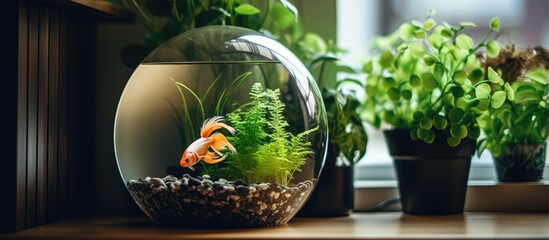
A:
[15,0,30,232]
[37,4,50,226]
[47,6,60,223]
[56,8,69,222]
[2,0,127,232]
[4,0,97,232]
[26,0,39,229]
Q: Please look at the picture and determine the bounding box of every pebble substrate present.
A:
[127,174,315,228]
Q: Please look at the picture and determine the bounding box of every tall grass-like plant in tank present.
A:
[205,82,317,185]
[171,71,251,146]
[362,10,506,146]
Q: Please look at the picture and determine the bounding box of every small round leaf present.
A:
[423,55,435,66]
[401,90,412,100]
[490,91,506,108]
[419,118,434,130]
[455,97,468,109]
[453,70,467,85]
[487,67,503,85]
[450,124,468,139]
[440,27,453,39]
[428,33,443,49]
[476,83,491,99]
[468,126,481,139]
[413,111,425,121]
[456,34,474,49]
[381,77,397,89]
[410,74,422,87]
[362,61,373,73]
[448,108,465,124]
[410,128,419,140]
[452,86,465,97]
[423,18,436,30]
[387,87,400,100]
[447,136,461,147]
[433,115,448,130]
[422,72,438,90]
[486,40,501,58]
[379,50,394,68]
[424,130,435,144]
[468,68,484,82]
[413,29,427,39]
[399,23,416,40]
[417,128,431,140]
[490,17,501,32]
[409,42,425,57]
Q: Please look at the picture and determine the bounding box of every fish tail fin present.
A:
[201,116,235,138]
[202,151,227,164]
[210,132,237,154]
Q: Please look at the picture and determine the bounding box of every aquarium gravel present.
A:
[127,174,315,228]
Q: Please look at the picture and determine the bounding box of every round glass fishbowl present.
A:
[114,26,328,228]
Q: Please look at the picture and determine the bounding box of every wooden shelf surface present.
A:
[2,212,548,239]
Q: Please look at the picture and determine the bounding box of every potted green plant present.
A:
[362,10,505,214]
[477,45,549,182]
[298,56,368,217]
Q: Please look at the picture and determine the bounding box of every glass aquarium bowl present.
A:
[114,26,328,228]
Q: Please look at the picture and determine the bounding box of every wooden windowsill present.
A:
[2,212,548,239]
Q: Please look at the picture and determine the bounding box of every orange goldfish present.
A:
[179,116,237,170]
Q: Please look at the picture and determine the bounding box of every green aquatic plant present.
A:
[204,82,317,185]
[171,71,251,146]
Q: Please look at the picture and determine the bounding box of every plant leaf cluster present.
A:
[477,45,549,157]
[362,12,507,147]
[204,82,317,185]
[323,88,367,164]
[107,0,299,68]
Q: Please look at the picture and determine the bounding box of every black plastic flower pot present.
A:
[297,144,354,217]
[494,143,546,182]
[384,129,475,215]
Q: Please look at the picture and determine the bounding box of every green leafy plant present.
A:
[107,0,299,67]
[308,56,368,164]
[362,10,506,146]
[171,71,251,145]
[477,45,549,157]
[205,82,317,185]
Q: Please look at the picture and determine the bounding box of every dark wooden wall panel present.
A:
[1,0,129,233]
[0,0,124,232]
[15,0,30,232]
[26,0,39,229]
[47,7,60,223]
[37,3,50,226]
